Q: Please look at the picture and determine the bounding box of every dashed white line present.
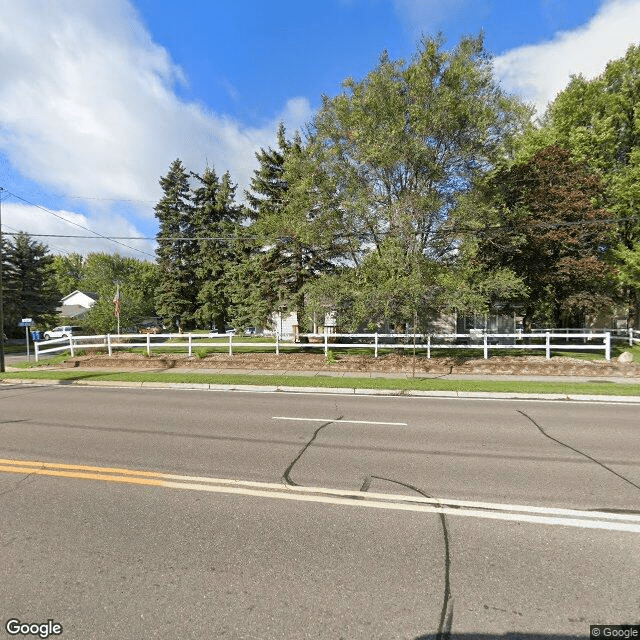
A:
[272,416,408,426]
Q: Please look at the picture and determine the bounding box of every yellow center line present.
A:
[2,457,640,533]
[0,464,165,487]
[0,457,164,479]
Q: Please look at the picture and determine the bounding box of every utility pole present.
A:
[0,186,5,373]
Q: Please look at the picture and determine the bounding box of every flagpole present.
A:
[113,283,121,335]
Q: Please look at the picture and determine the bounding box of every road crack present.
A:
[517,409,640,492]
[282,417,342,486]
[370,475,453,640]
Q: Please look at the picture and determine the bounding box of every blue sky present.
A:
[0,0,638,259]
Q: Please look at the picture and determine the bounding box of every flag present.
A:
[113,285,121,317]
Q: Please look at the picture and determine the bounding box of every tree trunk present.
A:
[628,286,638,329]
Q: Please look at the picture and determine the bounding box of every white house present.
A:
[57,290,98,319]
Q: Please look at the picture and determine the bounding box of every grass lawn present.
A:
[2,369,640,397]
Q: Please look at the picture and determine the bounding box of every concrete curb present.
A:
[3,376,640,402]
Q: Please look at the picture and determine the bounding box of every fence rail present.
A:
[33,329,639,363]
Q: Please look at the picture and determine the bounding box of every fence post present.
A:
[107,334,112,356]
[545,331,551,359]
[146,333,151,356]
[630,328,634,347]
[374,333,378,358]
[483,333,488,359]
[69,336,75,358]
[188,333,192,357]
[324,333,328,357]
[35,340,39,363]
[427,335,431,359]
[605,332,611,361]
[276,332,279,355]
[229,333,233,356]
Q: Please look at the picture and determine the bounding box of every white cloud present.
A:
[2,203,155,258]
[494,0,640,115]
[0,0,313,217]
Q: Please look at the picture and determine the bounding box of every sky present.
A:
[0,0,639,260]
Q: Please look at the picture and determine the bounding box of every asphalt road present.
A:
[1,384,639,639]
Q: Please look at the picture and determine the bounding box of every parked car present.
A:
[43,326,84,340]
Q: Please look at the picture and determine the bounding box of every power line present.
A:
[3,189,156,258]
[2,213,634,244]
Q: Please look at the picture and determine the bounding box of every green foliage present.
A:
[191,166,243,330]
[80,253,159,334]
[154,159,196,331]
[473,146,616,328]
[153,159,244,332]
[520,44,640,326]
[297,34,530,328]
[2,231,60,335]
[51,253,84,297]
[232,124,342,331]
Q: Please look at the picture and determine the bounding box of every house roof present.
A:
[60,290,99,304]
[57,304,90,319]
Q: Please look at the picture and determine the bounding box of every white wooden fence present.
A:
[34,329,640,362]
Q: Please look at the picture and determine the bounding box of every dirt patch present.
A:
[63,351,640,378]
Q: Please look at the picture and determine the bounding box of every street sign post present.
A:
[18,318,34,361]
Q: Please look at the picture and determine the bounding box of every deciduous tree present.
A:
[520,44,640,326]
[299,34,530,328]
[474,146,616,329]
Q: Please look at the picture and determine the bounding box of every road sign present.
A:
[21,318,32,323]
[18,321,33,327]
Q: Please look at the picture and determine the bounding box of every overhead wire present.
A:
[1,187,637,251]
[3,189,156,258]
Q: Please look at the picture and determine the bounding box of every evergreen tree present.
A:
[3,232,60,333]
[235,124,341,332]
[154,159,196,331]
[191,166,242,330]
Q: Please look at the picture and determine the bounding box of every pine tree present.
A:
[154,159,196,332]
[235,124,339,332]
[191,166,242,330]
[3,232,60,333]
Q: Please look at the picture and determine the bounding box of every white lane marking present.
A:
[162,482,640,533]
[272,416,408,426]
[1,458,639,533]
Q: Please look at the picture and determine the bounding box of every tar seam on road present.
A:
[370,475,453,640]
[282,417,342,486]
[279,414,454,637]
[518,409,640,492]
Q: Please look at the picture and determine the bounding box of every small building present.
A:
[57,290,98,319]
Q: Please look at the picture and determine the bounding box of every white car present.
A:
[43,325,84,340]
